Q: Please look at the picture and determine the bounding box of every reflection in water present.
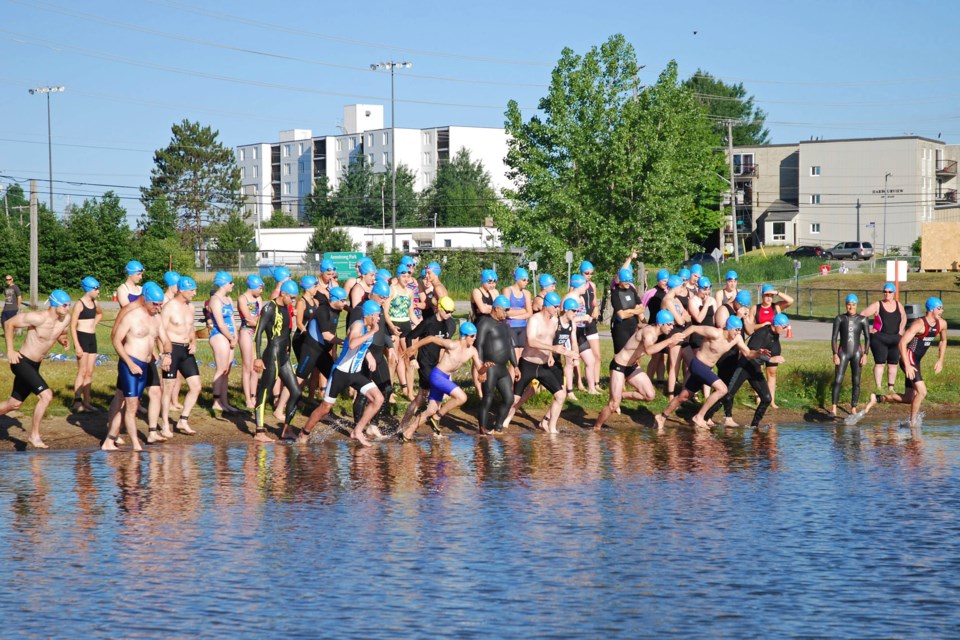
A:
[0,422,959,637]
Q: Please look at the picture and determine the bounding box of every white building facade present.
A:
[237,105,510,225]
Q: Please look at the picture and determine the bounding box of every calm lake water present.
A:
[2,421,960,638]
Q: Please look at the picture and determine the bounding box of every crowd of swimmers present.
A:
[0,253,948,450]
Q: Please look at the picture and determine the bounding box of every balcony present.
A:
[936,159,957,178]
[733,163,758,177]
[935,189,957,206]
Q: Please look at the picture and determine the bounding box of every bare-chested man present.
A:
[0,290,73,448]
[102,282,168,451]
[398,321,489,441]
[503,291,573,434]
[655,316,768,430]
[160,276,202,436]
[593,309,684,431]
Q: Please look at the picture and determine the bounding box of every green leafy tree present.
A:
[208,212,256,269]
[262,210,300,228]
[683,70,770,145]
[304,176,336,224]
[502,35,723,275]
[63,192,131,288]
[138,195,179,240]
[140,120,243,256]
[0,184,31,282]
[306,217,356,255]
[377,165,419,227]
[329,161,379,226]
[421,149,502,226]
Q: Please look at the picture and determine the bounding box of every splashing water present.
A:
[844,410,866,426]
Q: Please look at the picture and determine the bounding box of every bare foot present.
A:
[279,425,297,441]
[254,429,275,443]
[272,409,284,422]
[366,425,384,440]
[28,437,49,449]
[691,415,710,430]
[175,419,197,435]
[654,413,667,430]
[723,417,739,428]
[147,430,167,444]
[101,437,118,451]
[863,393,877,415]
[770,403,780,409]
[172,402,184,411]
[539,417,550,432]
[296,430,311,444]
[567,391,578,402]
[116,436,126,446]
[706,419,716,427]
[351,430,372,447]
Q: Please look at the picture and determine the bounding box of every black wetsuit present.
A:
[475,315,517,432]
[297,295,339,379]
[254,301,300,428]
[707,322,777,427]
[293,296,320,363]
[611,285,639,355]
[831,312,870,407]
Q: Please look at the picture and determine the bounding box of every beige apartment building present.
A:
[729,136,960,254]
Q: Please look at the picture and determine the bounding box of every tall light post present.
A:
[28,86,65,213]
[370,61,412,253]
[882,172,892,257]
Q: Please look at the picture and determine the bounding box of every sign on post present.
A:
[324,251,364,277]
[886,259,909,300]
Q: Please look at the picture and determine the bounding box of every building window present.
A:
[253,166,258,178]
[367,154,374,166]
[366,241,374,251]
[383,132,390,145]
[772,222,786,241]
[423,152,432,165]
[252,147,258,160]
[283,183,291,195]
[423,132,431,145]
[283,144,291,158]
[239,148,246,161]
[299,142,305,155]
[383,152,390,166]
[240,167,246,179]
[810,194,821,204]
[284,163,291,176]
[335,139,343,152]
[733,153,754,175]
[350,137,357,150]
[402,240,410,252]
[810,166,821,176]
[810,223,821,234]
[367,134,373,147]
[444,239,452,248]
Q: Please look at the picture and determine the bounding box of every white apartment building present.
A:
[729,136,960,252]
[237,105,510,225]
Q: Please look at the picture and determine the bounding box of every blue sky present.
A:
[3,0,959,223]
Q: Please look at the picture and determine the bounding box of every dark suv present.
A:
[824,241,874,260]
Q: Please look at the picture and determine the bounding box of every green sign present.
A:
[324,251,364,276]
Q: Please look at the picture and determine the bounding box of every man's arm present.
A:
[831,316,842,355]
[5,312,39,363]
[935,320,948,374]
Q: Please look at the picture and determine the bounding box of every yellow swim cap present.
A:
[438,296,455,312]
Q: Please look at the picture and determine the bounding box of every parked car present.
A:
[823,241,874,260]
[785,245,823,258]
[680,252,723,269]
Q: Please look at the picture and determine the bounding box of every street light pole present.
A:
[28,86,65,213]
[882,172,891,257]
[370,61,412,253]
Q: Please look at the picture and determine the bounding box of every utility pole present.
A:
[882,172,891,256]
[30,180,38,308]
[370,61,412,253]
[724,119,740,261]
[856,198,861,242]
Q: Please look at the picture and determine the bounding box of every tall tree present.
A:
[377,164,419,227]
[420,149,501,227]
[261,210,300,228]
[207,212,256,269]
[502,35,723,274]
[306,216,356,255]
[63,192,131,286]
[140,120,243,256]
[304,175,335,224]
[683,70,770,145]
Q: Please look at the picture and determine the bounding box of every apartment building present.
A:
[729,136,960,253]
[237,105,509,225]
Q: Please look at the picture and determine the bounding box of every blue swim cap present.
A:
[656,309,675,325]
[579,260,594,274]
[883,282,896,292]
[177,276,197,292]
[926,297,943,312]
[81,276,100,292]
[618,268,635,283]
[539,274,556,288]
[491,295,510,309]
[273,266,291,282]
[142,282,164,304]
[657,269,670,282]
[679,268,691,280]
[358,261,376,276]
[125,260,144,275]
[845,294,858,305]
[48,289,71,307]
[698,276,712,289]
[361,299,382,316]
[320,259,337,273]
[400,255,415,266]
[329,286,347,302]
[690,264,703,276]
[667,275,683,289]
[570,274,586,288]
[357,257,374,270]
[773,313,791,327]
[426,261,442,275]
[396,265,411,277]
[514,267,529,281]
[371,280,390,298]
[725,270,739,281]
[735,290,752,306]
[543,291,562,308]
[761,284,776,295]
[459,321,477,337]
[481,269,497,284]
[300,275,319,290]
[163,271,180,287]
[726,316,744,331]
[376,268,392,282]
[280,280,299,296]
[246,274,264,289]
[214,271,233,287]
[562,297,579,311]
